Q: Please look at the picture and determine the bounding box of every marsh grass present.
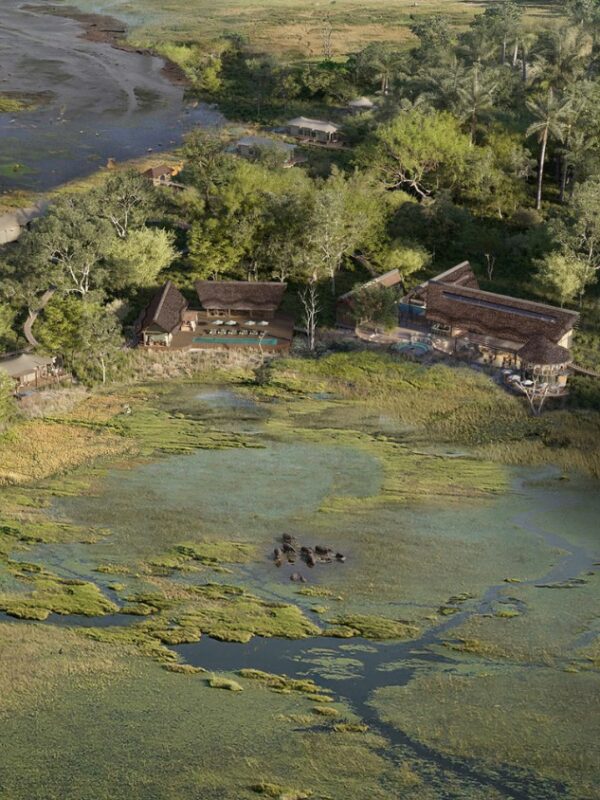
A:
[263,354,600,477]
[327,613,419,640]
[0,419,132,485]
[237,668,330,699]
[208,674,244,691]
[0,568,118,620]
[372,665,600,796]
[64,0,558,59]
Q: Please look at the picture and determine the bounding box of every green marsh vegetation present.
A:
[0,369,598,797]
[0,622,397,800]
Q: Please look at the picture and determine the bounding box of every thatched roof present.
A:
[426,280,578,344]
[339,269,403,302]
[518,335,572,365]
[139,281,188,333]
[195,281,287,312]
[143,165,175,179]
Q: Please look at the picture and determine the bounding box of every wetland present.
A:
[0,0,223,193]
[0,357,599,799]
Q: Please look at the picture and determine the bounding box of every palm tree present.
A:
[526,89,572,210]
[372,48,402,96]
[420,55,468,111]
[531,27,592,90]
[455,62,497,143]
[517,31,538,83]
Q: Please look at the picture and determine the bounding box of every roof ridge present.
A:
[152,281,173,324]
[438,283,579,317]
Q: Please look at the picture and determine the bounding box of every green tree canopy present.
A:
[358,109,472,198]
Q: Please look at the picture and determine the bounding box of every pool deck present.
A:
[147,314,295,353]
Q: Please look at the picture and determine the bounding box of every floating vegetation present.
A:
[173,540,257,565]
[237,669,329,698]
[163,663,206,675]
[297,586,341,599]
[0,567,118,620]
[207,675,243,691]
[312,704,339,717]
[327,614,419,641]
[333,722,369,734]
[494,607,521,619]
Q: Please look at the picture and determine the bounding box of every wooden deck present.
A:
[143,314,295,353]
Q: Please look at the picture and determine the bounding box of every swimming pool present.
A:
[193,336,279,346]
[392,341,431,356]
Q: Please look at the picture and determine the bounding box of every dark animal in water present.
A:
[290,572,306,583]
[315,545,333,556]
[273,547,283,566]
[306,552,317,567]
[282,542,296,554]
[282,533,295,544]
[300,546,313,555]
[335,553,346,562]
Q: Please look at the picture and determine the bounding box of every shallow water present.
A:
[0,1,224,191]
[3,386,600,798]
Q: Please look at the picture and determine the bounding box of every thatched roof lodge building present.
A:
[401,261,579,392]
[138,280,294,353]
[142,164,183,187]
[137,281,189,347]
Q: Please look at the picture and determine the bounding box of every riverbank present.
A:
[24,4,189,87]
[0,1,221,193]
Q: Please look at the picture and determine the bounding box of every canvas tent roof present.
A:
[348,96,374,108]
[287,117,339,133]
[0,353,52,378]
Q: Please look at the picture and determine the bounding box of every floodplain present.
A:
[0,355,598,799]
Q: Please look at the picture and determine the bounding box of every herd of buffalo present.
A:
[272,533,346,582]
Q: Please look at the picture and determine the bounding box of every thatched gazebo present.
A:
[348,97,375,114]
[517,335,572,391]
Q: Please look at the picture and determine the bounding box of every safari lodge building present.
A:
[400,262,579,394]
[287,117,341,145]
[137,280,294,353]
[0,352,62,391]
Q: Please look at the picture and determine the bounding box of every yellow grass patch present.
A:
[0,420,133,485]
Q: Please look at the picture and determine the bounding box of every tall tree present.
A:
[526,89,571,210]
[92,170,157,239]
[359,109,472,198]
[455,62,497,143]
[307,169,384,293]
[536,250,595,306]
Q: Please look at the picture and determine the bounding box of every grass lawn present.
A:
[54,0,563,57]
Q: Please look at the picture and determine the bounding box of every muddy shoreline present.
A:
[23,4,189,87]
